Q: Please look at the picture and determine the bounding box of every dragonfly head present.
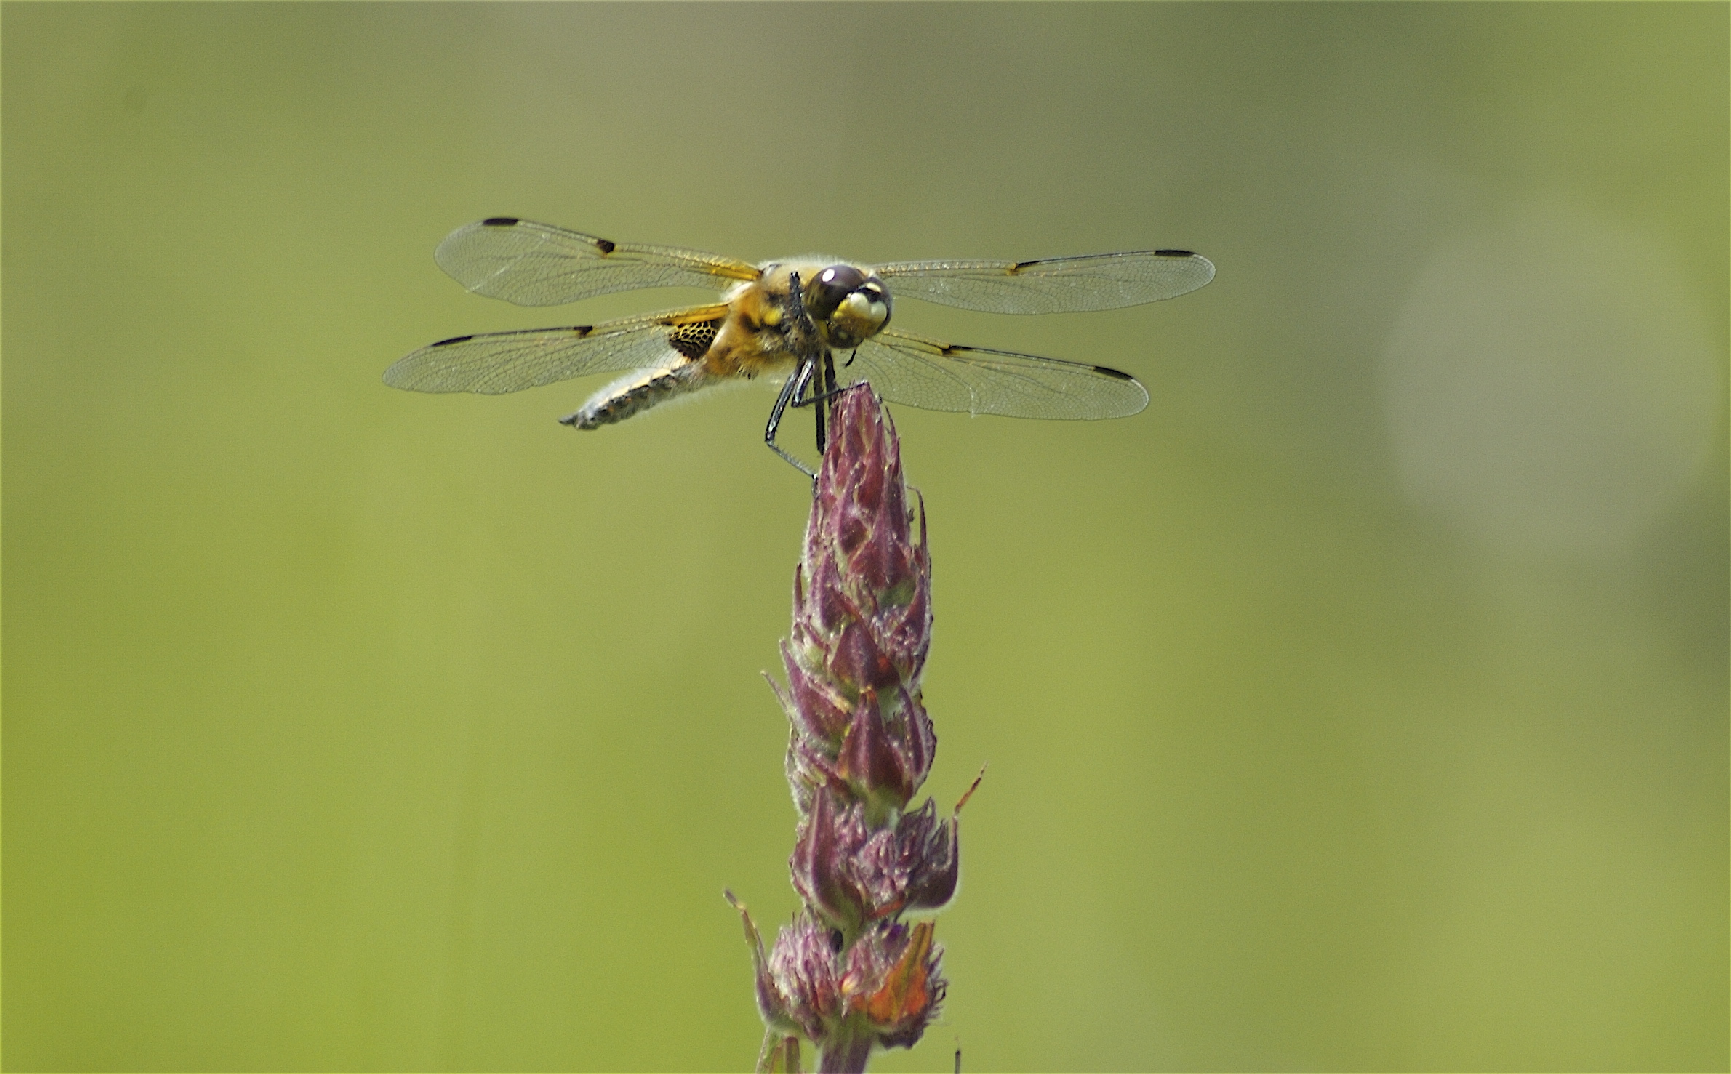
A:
[806,264,892,350]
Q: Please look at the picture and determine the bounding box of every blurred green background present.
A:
[4,4,1725,1071]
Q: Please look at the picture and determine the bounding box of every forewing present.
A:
[383,304,729,395]
[838,328,1149,420]
[874,250,1214,314]
[434,218,761,307]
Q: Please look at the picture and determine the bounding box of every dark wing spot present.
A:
[668,318,720,359]
[1093,365,1136,380]
[571,325,594,337]
[1154,249,1195,257]
[938,345,962,357]
[595,238,617,255]
[432,334,475,346]
[1007,261,1034,275]
[481,217,519,227]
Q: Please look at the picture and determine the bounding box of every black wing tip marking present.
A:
[1006,250,1205,270]
[431,325,594,348]
[475,216,619,255]
[1093,365,1138,382]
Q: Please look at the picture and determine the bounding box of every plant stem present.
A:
[817,1015,875,1074]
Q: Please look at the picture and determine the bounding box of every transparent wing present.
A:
[433,218,761,307]
[873,249,1214,314]
[837,328,1149,420]
[383,304,730,395]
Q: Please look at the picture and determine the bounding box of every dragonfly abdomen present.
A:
[559,362,709,430]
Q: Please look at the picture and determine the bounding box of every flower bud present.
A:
[764,911,847,1044]
[842,920,946,1050]
[790,788,869,931]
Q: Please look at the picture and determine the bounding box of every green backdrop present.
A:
[5,4,1726,1071]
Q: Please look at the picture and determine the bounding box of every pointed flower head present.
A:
[781,387,935,816]
[740,387,968,1072]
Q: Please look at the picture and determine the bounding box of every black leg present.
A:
[762,271,855,479]
[820,351,838,453]
[764,269,830,479]
[813,367,827,455]
[765,357,819,478]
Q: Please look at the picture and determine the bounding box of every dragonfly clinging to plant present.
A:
[385,217,1214,474]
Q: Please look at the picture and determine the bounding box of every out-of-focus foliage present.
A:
[4,5,1724,1071]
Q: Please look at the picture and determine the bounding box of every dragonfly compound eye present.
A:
[807,265,867,321]
[812,267,892,349]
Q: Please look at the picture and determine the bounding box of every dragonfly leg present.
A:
[765,357,818,479]
[813,371,826,456]
[798,350,841,455]
[788,350,844,453]
[817,350,838,454]
[764,269,831,479]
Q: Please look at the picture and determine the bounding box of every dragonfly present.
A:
[384,218,1214,474]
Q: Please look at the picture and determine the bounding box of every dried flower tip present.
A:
[956,766,985,813]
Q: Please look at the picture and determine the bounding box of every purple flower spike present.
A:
[734,386,972,1073]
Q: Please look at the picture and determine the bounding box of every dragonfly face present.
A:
[385,217,1213,472]
[800,264,892,348]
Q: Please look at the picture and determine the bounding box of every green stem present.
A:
[816,1013,874,1074]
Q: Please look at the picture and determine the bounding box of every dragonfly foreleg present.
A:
[764,357,819,479]
[789,350,849,453]
[763,270,831,479]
